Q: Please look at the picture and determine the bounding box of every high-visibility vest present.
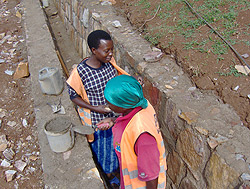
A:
[66,57,128,142]
[121,102,167,189]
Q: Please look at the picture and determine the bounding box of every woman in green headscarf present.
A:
[98,75,167,189]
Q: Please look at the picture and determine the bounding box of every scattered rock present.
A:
[233,85,239,91]
[13,62,30,79]
[5,170,17,182]
[236,154,246,161]
[92,13,100,19]
[241,53,249,59]
[5,69,14,76]
[14,160,27,172]
[7,120,16,127]
[101,1,112,5]
[111,20,122,28]
[22,118,28,127]
[235,65,250,75]
[105,0,116,4]
[152,47,161,52]
[143,51,163,62]
[0,32,5,39]
[3,148,15,160]
[63,150,71,160]
[29,155,38,161]
[0,135,8,152]
[1,159,11,168]
[86,167,102,181]
[0,34,11,45]
[27,167,36,173]
[26,135,32,140]
[241,173,250,181]
[165,84,173,89]
[188,87,196,91]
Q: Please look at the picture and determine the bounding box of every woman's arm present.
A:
[71,97,110,114]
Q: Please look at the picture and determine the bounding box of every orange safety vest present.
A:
[66,57,128,142]
[121,102,167,189]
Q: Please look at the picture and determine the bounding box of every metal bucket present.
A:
[38,67,64,95]
[44,116,74,153]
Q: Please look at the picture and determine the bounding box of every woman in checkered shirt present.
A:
[67,30,127,188]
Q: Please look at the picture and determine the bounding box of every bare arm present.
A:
[146,177,158,189]
[71,96,110,114]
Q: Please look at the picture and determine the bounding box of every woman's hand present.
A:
[96,118,114,130]
[94,105,112,114]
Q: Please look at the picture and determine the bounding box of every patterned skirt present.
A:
[90,112,119,174]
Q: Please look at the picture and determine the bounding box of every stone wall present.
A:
[52,0,250,188]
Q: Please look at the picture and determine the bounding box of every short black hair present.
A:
[87,30,112,50]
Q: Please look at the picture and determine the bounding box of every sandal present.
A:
[109,176,120,189]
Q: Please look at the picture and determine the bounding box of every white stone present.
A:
[14,160,27,172]
[241,53,249,59]
[236,154,245,161]
[233,85,239,91]
[0,32,5,39]
[1,159,11,167]
[241,173,250,181]
[0,135,8,152]
[111,20,122,28]
[5,69,14,76]
[3,148,15,160]
[152,47,161,52]
[7,120,16,127]
[101,1,112,5]
[5,170,17,182]
[26,135,32,140]
[188,87,196,91]
[92,13,100,19]
[0,35,11,45]
[235,65,250,75]
[22,119,28,127]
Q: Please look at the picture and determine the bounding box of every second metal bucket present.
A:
[44,116,74,153]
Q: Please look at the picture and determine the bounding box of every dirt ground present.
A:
[0,0,44,188]
[114,0,250,128]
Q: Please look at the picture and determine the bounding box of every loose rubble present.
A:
[0,0,43,187]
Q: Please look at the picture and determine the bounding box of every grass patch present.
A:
[138,0,250,60]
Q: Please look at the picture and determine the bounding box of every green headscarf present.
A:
[104,75,148,109]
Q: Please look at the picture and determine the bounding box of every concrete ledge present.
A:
[23,0,103,188]
[53,0,250,188]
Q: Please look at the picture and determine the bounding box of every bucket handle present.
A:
[71,124,95,135]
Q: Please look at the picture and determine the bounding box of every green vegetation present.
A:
[132,0,250,68]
